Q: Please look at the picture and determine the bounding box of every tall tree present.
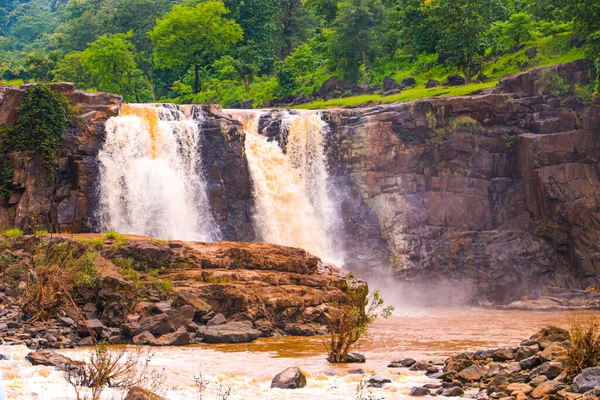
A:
[427,0,502,82]
[149,1,243,94]
[331,0,383,81]
[80,33,151,102]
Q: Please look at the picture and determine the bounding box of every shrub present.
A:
[326,277,393,363]
[75,237,104,250]
[537,70,570,97]
[104,231,129,247]
[35,229,49,237]
[65,343,165,400]
[563,315,600,380]
[2,228,23,238]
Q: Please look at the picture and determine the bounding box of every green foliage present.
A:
[330,0,383,81]
[488,13,536,55]
[1,85,72,174]
[79,33,152,102]
[537,70,571,96]
[564,315,600,380]
[149,1,244,94]
[104,231,129,247]
[74,250,99,287]
[326,278,393,363]
[2,228,23,238]
[75,237,105,250]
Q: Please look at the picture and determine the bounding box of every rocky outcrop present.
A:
[319,60,600,304]
[406,326,594,399]
[0,82,122,233]
[0,234,354,348]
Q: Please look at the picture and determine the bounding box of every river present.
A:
[2,308,597,399]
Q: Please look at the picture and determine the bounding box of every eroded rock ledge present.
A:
[0,235,354,348]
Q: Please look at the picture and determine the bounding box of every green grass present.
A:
[294,32,586,109]
[295,81,498,109]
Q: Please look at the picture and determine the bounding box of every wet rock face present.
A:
[321,60,600,305]
[0,83,122,233]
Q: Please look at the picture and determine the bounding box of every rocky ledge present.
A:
[0,234,355,349]
[407,325,600,399]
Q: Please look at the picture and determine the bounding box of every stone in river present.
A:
[270,367,307,389]
[196,322,260,343]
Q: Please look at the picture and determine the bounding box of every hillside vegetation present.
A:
[0,0,598,108]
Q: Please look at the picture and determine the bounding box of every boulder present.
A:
[441,387,464,397]
[270,367,306,389]
[515,345,539,361]
[444,74,466,86]
[507,383,533,395]
[352,85,378,95]
[85,319,105,337]
[573,367,600,393]
[531,362,564,380]
[207,313,226,327]
[383,89,403,97]
[383,76,401,91]
[525,47,537,59]
[530,326,569,343]
[395,358,416,367]
[124,386,166,400]
[132,331,156,345]
[458,364,485,381]
[26,350,81,369]
[166,305,195,329]
[531,380,565,399]
[401,77,416,87]
[154,327,190,346]
[367,375,392,388]
[425,79,440,88]
[411,387,429,396]
[540,344,567,361]
[345,352,366,363]
[196,322,260,343]
[519,355,543,370]
[492,349,514,362]
[476,73,489,83]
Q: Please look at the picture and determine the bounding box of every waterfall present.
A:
[230,110,344,265]
[98,104,220,241]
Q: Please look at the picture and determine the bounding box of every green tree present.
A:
[223,0,279,74]
[487,12,535,54]
[80,33,151,102]
[571,0,600,63]
[427,0,502,82]
[331,0,384,81]
[53,51,94,89]
[275,0,314,58]
[149,1,243,94]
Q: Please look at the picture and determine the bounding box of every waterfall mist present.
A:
[98,104,220,241]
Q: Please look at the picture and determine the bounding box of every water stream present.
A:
[2,310,595,399]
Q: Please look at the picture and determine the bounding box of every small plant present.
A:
[65,343,166,400]
[75,237,104,250]
[355,372,381,400]
[439,161,447,169]
[35,229,49,237]
[2,228,23,238]
[563,315,600,380]
[502,133,518,149]
[501,96,517,108]
[159,278,172,294]
[73,251,99,287]
[326,276,394,363]
[104,231,129,247]
[537,70,570,97]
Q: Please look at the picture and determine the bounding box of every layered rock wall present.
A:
[322,60,600,303]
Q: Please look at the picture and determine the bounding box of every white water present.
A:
[98,104,220,241]
[230,110,344,265]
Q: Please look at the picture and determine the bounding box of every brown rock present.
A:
[271,367,307,389]
[531,380,565,399]
[124,387,166,400]
[458,364,485,381]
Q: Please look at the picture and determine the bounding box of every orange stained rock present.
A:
[119,104,160,159]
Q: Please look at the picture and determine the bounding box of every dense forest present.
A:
[1,0,599,107]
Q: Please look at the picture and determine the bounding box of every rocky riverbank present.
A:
[406,325,600,399]
[0,234,356,349]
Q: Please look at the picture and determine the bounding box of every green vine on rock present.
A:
[0,85,73,197]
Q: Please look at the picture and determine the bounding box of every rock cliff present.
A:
[322,60,600,304]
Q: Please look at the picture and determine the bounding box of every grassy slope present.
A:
[294,32,585,109]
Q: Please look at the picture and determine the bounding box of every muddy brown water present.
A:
[2,308,597,399]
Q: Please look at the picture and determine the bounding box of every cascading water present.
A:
[231,110,344,265]
[98,104,220,241]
